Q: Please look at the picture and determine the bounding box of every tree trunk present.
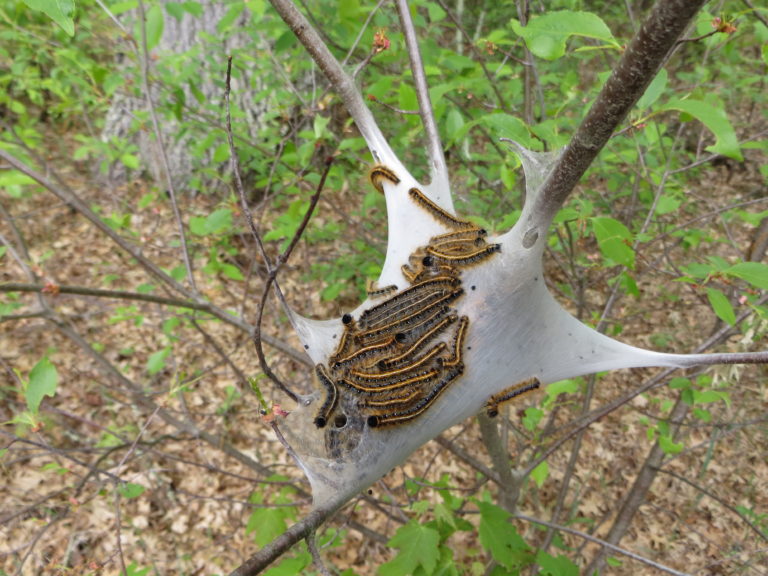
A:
[101,1,266,192]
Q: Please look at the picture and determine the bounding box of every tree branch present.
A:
[516,513,693,576]
[267,0,396,165]
[0,280,308,365]
[394,0,448,184]
[136,0,197,291]
[531,0,708,224]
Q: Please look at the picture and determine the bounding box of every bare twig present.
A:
[224,56,300,402]
[0,281,307,364]
[306,532,333,576]
[136,0,197,291]
[584,395,690,574]
[228,505,338,576]
[435,0,509,112]
[477,413,523,514]
[516,513,693,576]
[656,467,768,542]
[268,0,397,165]
[394,0,447,184]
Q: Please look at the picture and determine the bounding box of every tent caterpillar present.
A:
[408,187,474,229]
[369,165,400,193]
[486,378,541,417]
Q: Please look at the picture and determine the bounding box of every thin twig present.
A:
[306,532,333,576]
[225,56,322,402]
[655,467,768,542]
[394,0,447,184]
[516,513,693,576]
[136,0,197,292]
[435,0,509,112]
[0,280,307,365]
[268,0,396,164]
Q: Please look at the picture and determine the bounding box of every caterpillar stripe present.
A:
[340,369,440,394]
[367,364,464,427]
[409,187,474,229]
[443,316,469,368]
[369,165,400,194]
[314,364,339,428]
[425,243,501,266]
[486,378,541,417]
[332,336,398,369]
[355,290,463,344]
[358,276,460,328]
[349,343,446,382]
[379,313,458,369]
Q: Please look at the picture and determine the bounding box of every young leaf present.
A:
[636,69,668,110]
[379,522,440,576]
[535,550,579,576]
[530,460,549,488]
[591,216,635,268]
[26,358,59,414]
[478,502,531,569]
[246,507,292,548]
[118,482,146,499]
[726,262,768,290]
[660,98,743,161]
[22,0,75,36]
[144,4,165,51]
[705,287,735,326]
[510,11,620,61]
[146,347,171,375]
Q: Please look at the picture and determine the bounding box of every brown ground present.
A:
[1,135,767,576]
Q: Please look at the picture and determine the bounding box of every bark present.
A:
[531,0,708,225]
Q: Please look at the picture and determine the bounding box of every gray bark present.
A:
[101,1,267,191]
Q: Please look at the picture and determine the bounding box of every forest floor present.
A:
[2,140,767,576]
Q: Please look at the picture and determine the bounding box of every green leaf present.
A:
[146,347,171,375]
[445,108,465,142]
[705,287,735,326]
[212,142,230,163]
[481,114,533,148]
[693,389,730,407]
[655,193,681,215]
[26,358,59,414]
[661,98,743,161]
[522,406,542,431]
[125,563,150,576]
[544,379,579,404]
[216,2,244,32]
[536,550,579,576]
[510,11,619,60]
[726,262,768,290]
[263,556,311,576]
[478,502,531,569]
[219,262,244,281]
[658,434,683,455]
[530,460,549,488]
[144,4,164,51]
[636,69,668,110]
[313,114,331,140]
[246,507,291,548]
[22,0,75,36]
[119,482,146,499]
[379,522,440,576]
[591,216,635,268]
